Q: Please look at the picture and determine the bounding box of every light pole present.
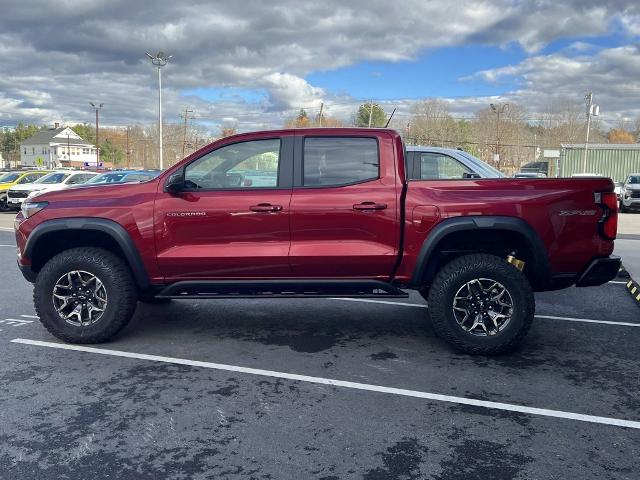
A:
[582,91,599,173]
[490,103,509,168]
[146,51,171,170]
[89,102,103,168]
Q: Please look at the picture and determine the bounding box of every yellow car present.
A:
[0,170,51,211]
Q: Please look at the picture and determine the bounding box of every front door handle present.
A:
[250,203,283,213]
[353,202,387,211]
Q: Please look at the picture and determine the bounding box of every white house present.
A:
[20,125,99,168]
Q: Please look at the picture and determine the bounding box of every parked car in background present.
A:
[84,170,162,185]
[614,182,624,201]
[514,172,547,178]
[620,174,640,212]
[0,170,51,211]
[6,170,97,209]
[406,146,504,179]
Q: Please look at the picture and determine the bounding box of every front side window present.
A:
[0,173,20,182]
[67,174,95,185]
[627,176,640,184]
[184,139,280,189]
[36,173,70,184]
[303,137,379,187]
[419,153,472,180]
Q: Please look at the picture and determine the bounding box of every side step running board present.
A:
[156,279,409,299]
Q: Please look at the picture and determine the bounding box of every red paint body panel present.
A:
[289,131,399,278]
[15,128,617,291]
[396,178,615,281]
[153,188,292,279]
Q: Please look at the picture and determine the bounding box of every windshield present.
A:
[35,172,71,184]
[0,172,21,182]
[87,173,128,184]
[457,151,505,178]
[628,176,640,184]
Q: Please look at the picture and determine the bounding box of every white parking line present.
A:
[11,337,640,430]
[20,315,39,319]
[535,315,640,327]
[0,244,15,247]
[609,281,630,285]
[331,298,639,327]
[331,298,427,308]
[0,227,14,232]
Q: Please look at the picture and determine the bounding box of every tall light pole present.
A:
[89,102,103,167]
[490,103,509,169]
[146,51,171,169]
[582,91,599,173]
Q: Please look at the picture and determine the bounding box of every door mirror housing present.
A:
[165,171,184,194]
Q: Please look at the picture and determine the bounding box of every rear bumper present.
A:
[575,256,621,287]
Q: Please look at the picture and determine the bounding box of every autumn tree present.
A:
[607,128,635,143]
[354,102,387,127]
[220,126,238,138]
[284,108,343,128]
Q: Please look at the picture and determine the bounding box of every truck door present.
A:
[289,133,400,278]
[154,136,293,280]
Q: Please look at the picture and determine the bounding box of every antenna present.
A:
[384,108,396,128]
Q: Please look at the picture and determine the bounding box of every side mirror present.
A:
[165,171,184,194]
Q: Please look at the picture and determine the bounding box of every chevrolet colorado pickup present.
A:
[14,128,620,354]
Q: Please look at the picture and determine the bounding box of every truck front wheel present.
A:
[427,254,534,355]
[34,247,138,343]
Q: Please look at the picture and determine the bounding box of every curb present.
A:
[627,278,640,305]
[617,266,640,306]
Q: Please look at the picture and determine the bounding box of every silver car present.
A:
[406,146,504,180]
[620,174,640,212]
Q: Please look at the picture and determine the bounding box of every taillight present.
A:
[595,191,618,240]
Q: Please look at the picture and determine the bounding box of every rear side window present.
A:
[303,137,379,187]
[419,153,472,180]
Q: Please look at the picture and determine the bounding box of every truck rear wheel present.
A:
[34,247,138,343]
[427,254,534,355]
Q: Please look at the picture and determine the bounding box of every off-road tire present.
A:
[427,253,534,355]
[620,201,628,213]
[34,247,138,343]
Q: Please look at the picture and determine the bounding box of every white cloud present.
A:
[0,0,638,131]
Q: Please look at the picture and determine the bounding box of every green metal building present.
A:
[558,144,640,182]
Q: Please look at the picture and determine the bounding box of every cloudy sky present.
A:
[0,0,639,132]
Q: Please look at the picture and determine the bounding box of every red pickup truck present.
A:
[14,128,620,354]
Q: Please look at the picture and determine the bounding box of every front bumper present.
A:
[575,256,621,287]
[18,261,37,283]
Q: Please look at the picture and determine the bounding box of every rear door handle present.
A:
[250,203,283,213]
[353,202,387,211]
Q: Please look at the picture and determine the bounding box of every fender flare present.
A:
[24,218,151,289]
[409,216,551,289]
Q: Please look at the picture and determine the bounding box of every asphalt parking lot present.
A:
[1,214,639,479]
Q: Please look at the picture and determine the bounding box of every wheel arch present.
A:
[410,216,551,290]
[24,218,151,290]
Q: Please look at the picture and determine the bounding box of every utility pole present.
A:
[180,107,194,159]
[126,126,130,169]
[582,91,599,173]
[368,101,373,128]
[490,103,509,168]
[318,102,324,127]
[90,102,103,167]
[146,51,171,170]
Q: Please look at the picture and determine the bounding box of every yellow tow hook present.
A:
[507,255,525,271]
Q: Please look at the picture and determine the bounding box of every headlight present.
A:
[20,201,48,219]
